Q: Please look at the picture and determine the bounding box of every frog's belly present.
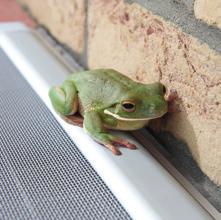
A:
[105,120,149,131]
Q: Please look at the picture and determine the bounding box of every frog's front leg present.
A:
[49,80,78,116]
[84,111,136,155]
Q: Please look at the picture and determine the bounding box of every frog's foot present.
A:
[60,114,84,128]
[165,89,179,113]
[103,138,136,155]
[112,138,137,150]
[104,143,122,155]
[165,89,178,102]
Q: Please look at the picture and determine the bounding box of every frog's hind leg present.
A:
[60,114,84,128]
[49,80,78,115]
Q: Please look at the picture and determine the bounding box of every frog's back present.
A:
[68,69,136,110]
[69,69,134,86]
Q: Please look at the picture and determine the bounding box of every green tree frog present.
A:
[49,69,167,155]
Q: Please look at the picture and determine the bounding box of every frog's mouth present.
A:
[104,109,164,121]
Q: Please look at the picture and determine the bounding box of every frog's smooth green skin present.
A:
[49,69,168,155]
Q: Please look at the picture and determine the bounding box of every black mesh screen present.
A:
[0,49,131,220]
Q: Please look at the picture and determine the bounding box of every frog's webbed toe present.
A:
[104,143,122,155]
[112,138,137,150]
[165,88,178,102]
[102,137,136,155]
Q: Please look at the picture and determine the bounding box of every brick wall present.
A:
[194,0,221,29]
[18,0,221,185]
[0,0,36,27]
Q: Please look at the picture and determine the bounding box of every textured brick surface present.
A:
[0,0,36,27]
[18,0,85,54]
[134,0,221,54]
[194,0,221,29]
[88,0,221,184]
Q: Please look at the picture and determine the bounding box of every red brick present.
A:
[0,0,36,27]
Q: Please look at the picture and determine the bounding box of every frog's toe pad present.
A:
[105,144,122,155]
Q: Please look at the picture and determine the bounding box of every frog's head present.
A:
[104,82,168,121]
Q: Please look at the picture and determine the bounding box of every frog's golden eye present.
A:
[122,101,136,112]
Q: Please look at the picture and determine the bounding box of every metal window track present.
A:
[0,22,217,220]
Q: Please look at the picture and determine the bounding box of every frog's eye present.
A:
[122,101,136,112]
